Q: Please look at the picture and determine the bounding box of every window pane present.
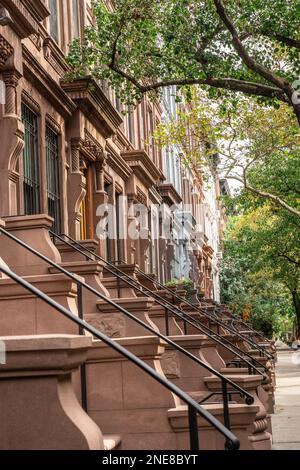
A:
[49,0,59,43]
[72,0,80,38]
[21,104,40,215]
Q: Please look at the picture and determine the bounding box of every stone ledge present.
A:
[0,334,93,374]
[87,336,167,363]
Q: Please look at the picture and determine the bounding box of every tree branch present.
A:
[227,175,300,218]
[213,0,288,90]
[213,0,300,124]
[278,253,300,267]
[268,34,300,51]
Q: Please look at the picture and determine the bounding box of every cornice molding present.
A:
[158,183,182,206]
[21,89,40,114]
[149,186,163,205]
[71,133,105,165]
[22,45,76,118]
[121,149,161,189]
[106,143,132,181]
[45,113,61,134]
[1,0,49,38]
[43,36,70,78]
[61,77,123,139]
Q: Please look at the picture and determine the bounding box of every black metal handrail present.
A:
[55,232,272,359]
[199,300,273,349]
[193,306,273,359]
[209,299,271,343]
[0,227,256,426]
[52,232,268,374]
[135,272,274,360]
[105,254,272,359]
[0,263,240,451]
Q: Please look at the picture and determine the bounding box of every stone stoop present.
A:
[0,274,80,336]
[85,335,269,450]
[102,264,141,298]
[49,260,111,306]
[148,303,184,336]
[204,375,272,450]
[95,297,156,337]
[86,336,181,450]
[0,335,104,450]
[1,215,61,276]
[168,403,259,450]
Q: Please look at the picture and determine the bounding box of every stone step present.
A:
[167,403,261,450]
[187,390,238,405]
[104,435,122,450]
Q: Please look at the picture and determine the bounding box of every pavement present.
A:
[272,349,300,450]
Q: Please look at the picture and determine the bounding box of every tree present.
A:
[68,0,300,123]
[221,203,300,336]
[220,245,294,338]
[153,91,300,218]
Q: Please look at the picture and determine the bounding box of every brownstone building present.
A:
[0,0,275,451]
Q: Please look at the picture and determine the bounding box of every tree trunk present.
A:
[292,291,300,337]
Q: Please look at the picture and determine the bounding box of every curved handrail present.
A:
[0,227,255,408]
[209,300,271,343]
[0,263,240,451]
[103,252,272,359]
[134,270,274,360]
[52,231,268,374]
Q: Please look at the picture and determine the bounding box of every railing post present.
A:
[165,307,170,336]
[183,316,188,335]
[222,379,233,450]
[188,404,199,450]
[116,270,121,299]
[77,282,88,412]
[221,378,231,430]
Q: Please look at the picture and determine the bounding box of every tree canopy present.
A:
[221,197,300,337]
[68,0,300,122]
[154,91,300,218]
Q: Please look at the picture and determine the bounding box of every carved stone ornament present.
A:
[0,34,14,68]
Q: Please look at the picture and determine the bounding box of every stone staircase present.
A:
[0,215,276,450]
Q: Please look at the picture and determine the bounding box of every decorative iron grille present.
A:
[21,103,40,215]
[46,126,61,234]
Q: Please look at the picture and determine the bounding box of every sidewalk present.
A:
[272,349,300,450]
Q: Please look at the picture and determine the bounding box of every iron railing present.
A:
[0,227,255,429]
[51,232,269,375]
[0,263,240,451]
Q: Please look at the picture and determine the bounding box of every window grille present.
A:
[21,103,40,215]
[46,126,61,234]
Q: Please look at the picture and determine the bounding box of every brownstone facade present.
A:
[0,1,275,451]
[0,0,223,297]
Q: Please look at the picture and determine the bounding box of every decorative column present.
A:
[94,152,108,257]
[0,66,24,217]
[126,195,138,265]
[2,70,20,116]
[67,138,86,239]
